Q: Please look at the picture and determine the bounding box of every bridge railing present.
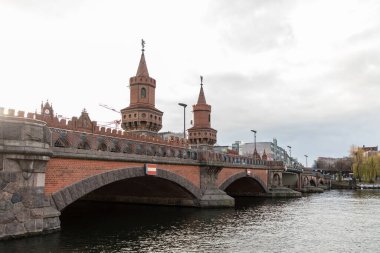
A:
[1,107,284,169]
[50,126,284,168]
[197,150,284,167]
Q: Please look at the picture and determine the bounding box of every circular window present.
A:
[142,113,146,118]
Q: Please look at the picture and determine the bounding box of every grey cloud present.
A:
[207,0,296,52]
[333,49,380,88]
[2,0,85,17]
[348,24,380,44]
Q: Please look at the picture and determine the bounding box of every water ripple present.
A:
[0,190,379,253]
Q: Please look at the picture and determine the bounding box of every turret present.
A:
[188,76,217,150]
[121,40,163,135]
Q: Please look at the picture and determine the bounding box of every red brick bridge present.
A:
[42,109,297,210]
[0,111,304,239]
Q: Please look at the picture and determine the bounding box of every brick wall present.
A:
[45,158,201,194]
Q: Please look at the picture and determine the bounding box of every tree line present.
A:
[351,148,380,183]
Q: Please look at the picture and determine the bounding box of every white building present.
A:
[232,138,291,164]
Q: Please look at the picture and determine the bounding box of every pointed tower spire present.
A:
[188,75,217,150]
[197,75,207,104]
[136,39,149,77]
[262,149,268,161]
[253,147,261,160]
[121,39,163,135]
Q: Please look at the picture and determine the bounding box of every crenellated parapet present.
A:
[0,107,284,169]
[129,76,156,87]
[0,107,187,148]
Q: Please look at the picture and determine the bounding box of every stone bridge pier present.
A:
[0,116,60,240]
[199,166,234,207]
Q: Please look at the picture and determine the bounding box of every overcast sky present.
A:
[1,0,380,164]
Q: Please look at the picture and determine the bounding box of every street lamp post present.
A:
[251,130,257,150]
[178,103,187,139]
[287,145,292,157]
[287,145,292,164]
[304,154,308,167]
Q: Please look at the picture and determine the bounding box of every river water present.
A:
[1,190,379,253]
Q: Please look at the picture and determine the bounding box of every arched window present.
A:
[208,114,211,122]
[141,87,146,98]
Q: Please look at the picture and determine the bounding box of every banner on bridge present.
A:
[145,163,157,176]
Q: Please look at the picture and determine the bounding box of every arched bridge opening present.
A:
[52,167,202,214]
[220,172,268,197]
[84,176,198,207]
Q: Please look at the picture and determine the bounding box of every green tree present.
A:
[351,147,364,182]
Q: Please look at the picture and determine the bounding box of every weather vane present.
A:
[141,39,145,52]
[200,75,203,86]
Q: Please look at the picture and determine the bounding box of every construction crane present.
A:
[98,120,122,130]
[57,115,70,120]
[99,103,122,130]
[99,103,120,114]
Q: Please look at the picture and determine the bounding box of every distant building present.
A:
[213,145,229,153]
[360,145,378,152]
[159,131,184,140]
[315,157,337,169]
[232,138,290,163]
[359,145,379,158]
[231,141,242,154]
[314,156,352,176]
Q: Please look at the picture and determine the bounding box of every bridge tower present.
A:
[188,77,217,150]
[121,40,163,136]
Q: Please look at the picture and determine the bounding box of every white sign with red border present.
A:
[145,163,157,176]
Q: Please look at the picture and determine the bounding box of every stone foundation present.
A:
[0,116,60,240]
[268,186,302,197]
[299,186,324,193]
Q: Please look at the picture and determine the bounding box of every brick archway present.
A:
[219,172,268,193]
[51,167,202,211]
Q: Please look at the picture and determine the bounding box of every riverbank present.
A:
[331,180,380,189]
[331,180,354,189]
[357,183,380,189]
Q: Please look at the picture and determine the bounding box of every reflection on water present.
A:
[1,190,379,253]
